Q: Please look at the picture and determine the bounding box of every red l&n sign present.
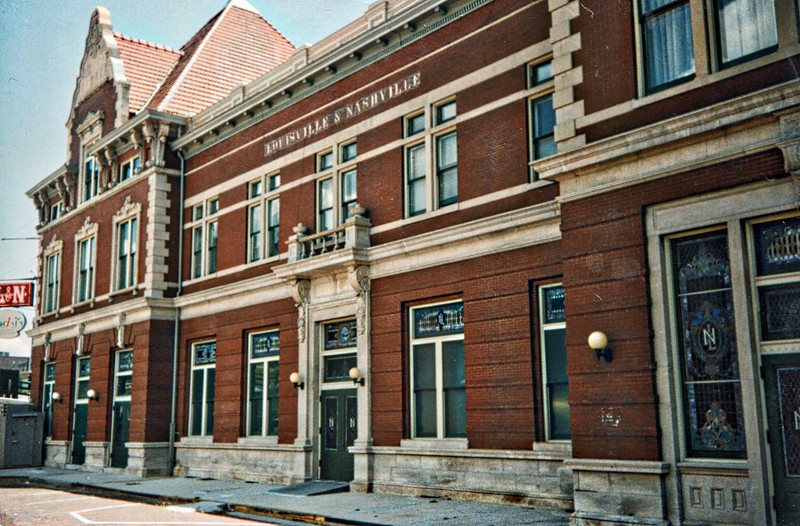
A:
[0,283,34,307]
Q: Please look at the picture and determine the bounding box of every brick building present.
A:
[25,0,800,524]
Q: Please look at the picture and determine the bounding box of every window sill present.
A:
[400,438,468,450]
[179,436,213,444]
[70,299,96,312]
[237,435,278,446]
[108,286,138,302]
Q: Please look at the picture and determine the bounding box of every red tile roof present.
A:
[146,0,295,117]
[113,34,182,113]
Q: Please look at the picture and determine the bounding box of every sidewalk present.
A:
[0,467,571,525]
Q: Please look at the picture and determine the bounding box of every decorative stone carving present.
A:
[44,235,62,256]
[76,324,86,356]
[95,149,109,192]
[33,192,46,225]
[348,265,370,335]
[131,127,144,170]
[114,313,126,348]
[113,195,141,222]
[104,146,118,187]
[76,217,97,239]
[142,122,156,168]
[152,123,171,167]
[44,333,52,362]
[291,279,311,343]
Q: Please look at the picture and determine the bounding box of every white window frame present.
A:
[112,350,133,406]
[315,140,358,232]
[539,284,569,442]
[190,198,219,278]
[43,362,56,437]
[408,301,466,442]
[189,340,216,437]
[633,0,796,98]
[246,331,280,438]
[110,198,141,294]
[119,156,141,182]
[73,219,98,305]
[42,236,63,316]
[49,202,61,222]
[527,59,556,181]
[246,174,281,263]
[82,153,100,203]
[403,99,458,218]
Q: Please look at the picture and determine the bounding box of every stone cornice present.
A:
[26,164,77,199]
[535,79,800,201]
[27,296,175,345]
[173,0,493,156]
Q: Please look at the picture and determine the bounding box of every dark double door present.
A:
[110,401,130,468]
[763,355,800,525]
[71,404,88,464]
[320,389,356,482]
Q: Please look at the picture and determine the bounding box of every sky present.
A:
[0,0,374,357]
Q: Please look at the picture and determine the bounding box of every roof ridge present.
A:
[113,32,182,54]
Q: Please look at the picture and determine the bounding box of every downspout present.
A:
[168,150,185,476]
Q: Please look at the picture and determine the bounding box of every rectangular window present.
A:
[246,175,280,263]
[120,157,141,182]
[82,155,99,202]
[43,252,61,314]
[752,215,800,341]
[436,132,458,208]
[671,231,746,458]
[322,319,358,383]
[403,100,458,218]
[114,350,133,399]
[206,220,218,275]
[116,217,138,290]
[318,178,334,232]
[75,357,91,401]
[540,285,570,441]
[49,203,60,222]
[190,198,219,278]
[248,331,280,437]
[267,198,280,257]
[340,169,357,221]
[410,302,466,439]
[639,0,695,92]
[43,363,56,437]
[190,341,216,437]
[315,142,357,232]
[76,236,95,303]
[406,143,427,216]
[530,96,556,159]
[714,0,778,68]
[248,204,262,262]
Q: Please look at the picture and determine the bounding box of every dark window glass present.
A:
[248,362,264,436]
[754,216,800,276]
[414,302,464,339]
[324,320,358,350]
[529,60,553,87]
[672,232,746,458]
[324,354,357,382]
[406,113,425,136]
[759,284,800,341]
[442,340,466,438]
[413,343,437,437]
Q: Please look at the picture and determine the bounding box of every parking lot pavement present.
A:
[0,487,270,526]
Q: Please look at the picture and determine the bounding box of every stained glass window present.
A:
[672,231,746,458]
[754,216,800,341]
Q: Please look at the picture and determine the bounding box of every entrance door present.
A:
[72,356,91,464]
[110,401,130,468]
[763,354,800,524]
[320,389,356,481]
[110,350,133,468]
[72,404,88,464]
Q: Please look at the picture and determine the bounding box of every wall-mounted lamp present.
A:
[349,367,365,386]
[86,389,99,401]
[588,331,612,363]
[52,391,62,403]
[289,371,305,390]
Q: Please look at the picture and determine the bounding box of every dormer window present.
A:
[82,155,99,202]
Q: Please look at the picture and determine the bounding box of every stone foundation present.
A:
[43,439,69,468]
[174,438,311,484]
[567,459,670,526]
[126,442,170,477]
[358,445,573,509]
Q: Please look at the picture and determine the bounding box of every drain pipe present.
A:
[168,150,186,476]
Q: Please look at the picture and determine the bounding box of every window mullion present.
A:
[435,342,445,439]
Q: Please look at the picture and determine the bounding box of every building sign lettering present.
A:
[0,309,26,339]
[264,72,421,158]
[0,283,34,308]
